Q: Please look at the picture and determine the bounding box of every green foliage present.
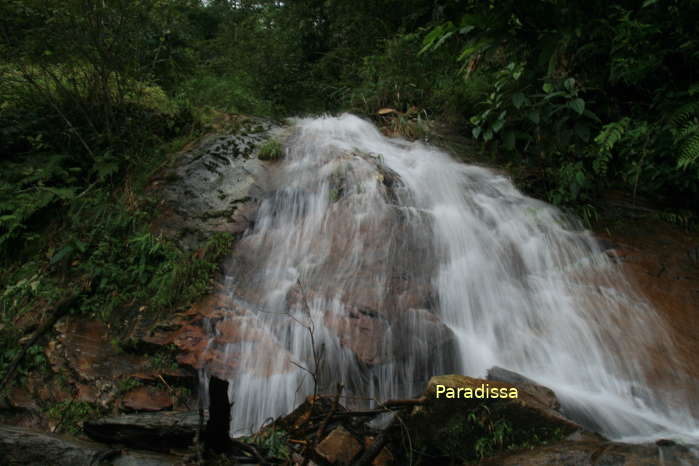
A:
[1,0,196,160]
[116,377,143,395]
[246,426,291,460]
[45,400,101,434]
[174,74,273,117]
[348,32,469,118]
[672,98,699,171]
[429,404,564,461]
[148,346,180,372]
[420,0,699,211]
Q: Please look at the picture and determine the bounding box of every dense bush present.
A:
[420,0,699,211]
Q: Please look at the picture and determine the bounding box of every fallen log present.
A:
[83,411,199,452]
[0,424,180,465]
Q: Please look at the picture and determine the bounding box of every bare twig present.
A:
[292,279,325,400]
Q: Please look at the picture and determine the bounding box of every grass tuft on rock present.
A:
[258,139,284,161]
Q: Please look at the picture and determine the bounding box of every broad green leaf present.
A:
[512,92,527,109]
[569,98,585,115]
[51,245,74,264]
[542,82,554,93]
[564,78,575,92]
[492,119,505,133]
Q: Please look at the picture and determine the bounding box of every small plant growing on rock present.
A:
[46,400,101,434]
[258,139,284,161]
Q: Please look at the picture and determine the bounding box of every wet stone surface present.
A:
[154,117,282,249]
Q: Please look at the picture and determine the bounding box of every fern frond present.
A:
[594,117,630,151]
[670,100,699,127]
[677,124,699,170]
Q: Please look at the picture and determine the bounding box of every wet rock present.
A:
[154,118,281,250]
[487,366,560,411]
[8,386,38,411]
[315,425,362,465]
[372,447,393,466]
[403,374,579,463]
[323,309,389,365]
[75,383,99,403]
[363,436,394,466]
[419,374,577,431]
[0,424,179,465]
[83,411,199,452]
[52,319,149,381]
[596,217,699,414]
[121,387,172,412]
[480,437,698,465]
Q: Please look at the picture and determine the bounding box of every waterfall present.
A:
[201,114,698,443]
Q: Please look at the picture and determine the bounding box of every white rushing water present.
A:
[202,114,698,444]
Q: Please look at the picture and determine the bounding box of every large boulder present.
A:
[404,373,580,462]
[154,116,282,250]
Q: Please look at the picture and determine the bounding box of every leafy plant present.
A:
[247,426,291,460]
[45,400,101,434]
[258,139,284,161]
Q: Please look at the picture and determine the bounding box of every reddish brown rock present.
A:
[121,387,172,412]
[56,320,149,381]
[324,309,389,365]
[363,437,394,466]
[481,437,697,465]
[597,215,699,414]
[75,384,99,403]
[8,387,37,411]
[420,374,578,431]
[316,426,362,465]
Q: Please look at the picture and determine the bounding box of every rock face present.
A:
[597,213,699,416]
[154,117,281,250]
[121,387,172,412]
[482,435,698,465]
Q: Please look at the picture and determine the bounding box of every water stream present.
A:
[201,114,698,444]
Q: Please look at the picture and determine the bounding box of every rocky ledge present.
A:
[3,367,696,464]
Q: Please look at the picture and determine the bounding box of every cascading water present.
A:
[200,114,698,445]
